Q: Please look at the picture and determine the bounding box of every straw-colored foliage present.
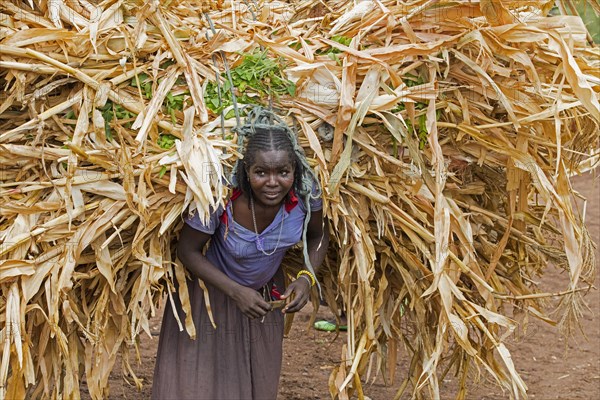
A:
[1,0,599,399]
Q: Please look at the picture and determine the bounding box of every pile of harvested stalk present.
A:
[1,0,599,398]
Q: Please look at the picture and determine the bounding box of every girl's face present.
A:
[246,149,295,208]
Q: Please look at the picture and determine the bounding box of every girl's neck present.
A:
[238,190,284,211]
[231,191,282,233]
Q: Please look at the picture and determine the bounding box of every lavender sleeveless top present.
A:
[185,188,322,289]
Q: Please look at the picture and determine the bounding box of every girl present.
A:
[152,108,329,399]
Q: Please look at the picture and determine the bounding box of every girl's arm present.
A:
[177,223,272,319]
[281,208,330,313]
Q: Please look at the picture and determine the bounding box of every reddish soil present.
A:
[87,174,599,399]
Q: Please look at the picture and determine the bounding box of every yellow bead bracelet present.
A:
[296,270,316,287]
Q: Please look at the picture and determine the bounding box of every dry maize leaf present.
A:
[1,1,598,399]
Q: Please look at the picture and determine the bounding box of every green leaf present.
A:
[157,133,177,149]
[202,49,296,113]
[158,165,168,178]
[286,84,296,96]
[332,35,352,46]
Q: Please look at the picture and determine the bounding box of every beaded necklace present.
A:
[250,195,285,256]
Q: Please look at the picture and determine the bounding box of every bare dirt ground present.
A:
[90,174,599,400]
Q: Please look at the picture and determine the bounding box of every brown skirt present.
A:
[152,272,285,400]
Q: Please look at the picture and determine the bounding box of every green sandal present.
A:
[314,320,347,332]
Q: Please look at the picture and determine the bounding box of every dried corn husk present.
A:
[1,0,599,399]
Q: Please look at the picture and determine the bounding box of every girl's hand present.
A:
[280,277,311,313]
[231,286,272,319]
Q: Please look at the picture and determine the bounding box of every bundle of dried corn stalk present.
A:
[1,0,599,399]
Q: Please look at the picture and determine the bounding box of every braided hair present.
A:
[231,107,322,292]
[234,124,304,200]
